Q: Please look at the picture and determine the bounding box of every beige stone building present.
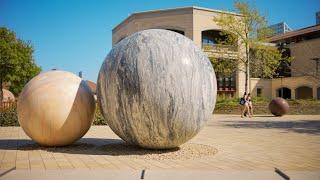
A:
[261,25,320,100]
[112,6,320,99]
[112,6,246,97]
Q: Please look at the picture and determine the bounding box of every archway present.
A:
[277,87,291,99]
[201,29,237,48]
[116,36,126,44]
[295,86,313,99]
[165,29,184,35]
[317,87,320,100]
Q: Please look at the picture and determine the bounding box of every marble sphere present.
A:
[97,29,217,149]
[269,97,289,116]
[17,70,96,146]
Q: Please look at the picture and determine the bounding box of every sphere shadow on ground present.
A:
[0,138,181,156]
[0,138,217,160]
[220,120,320,135]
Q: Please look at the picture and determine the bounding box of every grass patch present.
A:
[0,104,108,127]
[214,96,320,115]
[92,105,107,125]
[0,107,19,126]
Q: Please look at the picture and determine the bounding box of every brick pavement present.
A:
[0,115,319,175]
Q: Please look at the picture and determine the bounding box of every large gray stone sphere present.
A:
[97,29,217,149]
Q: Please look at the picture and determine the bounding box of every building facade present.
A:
[265,25,320,100]
[112,6,247,97]
[112,7,320,100]
[268,22,292,36]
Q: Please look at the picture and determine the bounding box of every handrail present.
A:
[0,101,16,112]
[202,43,238,51]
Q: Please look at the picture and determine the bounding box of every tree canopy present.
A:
[212,1,292,92]
[0,27,41,103]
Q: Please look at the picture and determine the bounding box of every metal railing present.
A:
[202,43,238,52]
[0,101,16,112]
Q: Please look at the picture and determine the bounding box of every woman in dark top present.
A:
[247,93,253,118]
[240,92,248,118]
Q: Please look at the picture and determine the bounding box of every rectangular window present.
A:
[257,88,262,97]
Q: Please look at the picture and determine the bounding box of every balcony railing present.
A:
[202,43,238,59]
[0,101,16,112]
[202,43,238,51]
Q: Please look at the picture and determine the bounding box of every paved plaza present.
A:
[0,114,319,179]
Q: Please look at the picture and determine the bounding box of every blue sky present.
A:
[1,0,319,82]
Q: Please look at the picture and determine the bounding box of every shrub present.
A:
[0,107,19,126]
[0,104,107,127]
[216,94,239,106]
[92,105,107,125]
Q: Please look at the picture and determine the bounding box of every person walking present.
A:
[240,92,248,118]
[247,93,253,118]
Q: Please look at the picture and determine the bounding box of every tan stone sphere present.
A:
[17,70,96,146]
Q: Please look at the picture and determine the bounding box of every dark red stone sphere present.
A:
[269,97,289,116]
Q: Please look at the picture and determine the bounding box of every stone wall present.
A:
[250,78,272,98]
[112,8,193,45]
[271,76,320,99]
[289,38,320,78]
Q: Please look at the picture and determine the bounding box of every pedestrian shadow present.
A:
[221,120,320,135]
[0,138,180,155]
[253,115,276,117]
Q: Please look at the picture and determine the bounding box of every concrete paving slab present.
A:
[0,114,319,176]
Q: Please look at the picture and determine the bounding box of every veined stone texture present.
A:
[17,70,96,146]
[98,29,217,149]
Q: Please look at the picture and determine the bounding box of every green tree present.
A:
[207,32,239,77]
[0,27,41,104]
[209,57,238,77]
[250,45,290,78]
[213,1,291,92]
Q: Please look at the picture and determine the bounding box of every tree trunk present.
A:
[244,31,250,93]
[244,69,248,93]
[0,79,3,110]
[245,47,249,93]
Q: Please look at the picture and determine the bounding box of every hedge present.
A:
[0,105,107,127]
